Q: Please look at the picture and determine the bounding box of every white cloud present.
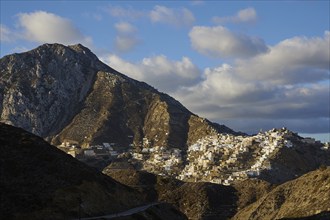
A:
[106,5,145,19]
[235,31,330,84]
[173,32,330,134]
[189,25,269,58]
[150,5,195,27]
[0,24,16,42]
[17,11,92,45]
[213,7,257,24]
[114,22,139,53]
[115,22,136,34]
[101,54,201,93]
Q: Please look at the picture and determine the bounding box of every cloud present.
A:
[101,54,201,93]
[235,31,330,84]
[114,22,140,53]
[150,5,195,27]
[0,24,16,42]
[105,5,195,27]
[106,5,145,19]
[189,25,269,58]
[10,46,30,53]
[16,11,92,45]
[115,21,136,34]
[173,32,330,134]
[114,37,139,53]
[213,7,257,24]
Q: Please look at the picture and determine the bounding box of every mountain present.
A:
[1,43,329,220]
[0,122,186,219]
[1,43,329,186]
[232,167,330,220]
[0,43,236,150]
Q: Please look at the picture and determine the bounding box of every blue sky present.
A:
[1,1,329,142]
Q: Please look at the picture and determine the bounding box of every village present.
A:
[129,127,326,185]
[58,128,328,185]
[57,141,121,161]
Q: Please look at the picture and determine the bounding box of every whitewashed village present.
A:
[58,127,329,185]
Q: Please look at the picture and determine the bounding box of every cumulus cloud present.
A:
[114,22,139,53]
[189,25,268,58]
[101,54,201,93]
[213,7,257,24]
[235,31,330,84]
[173,32,330,134]
[16,11,92,45]
[150,5,195,27]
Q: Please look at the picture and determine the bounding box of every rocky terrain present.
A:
[0,123,186,219]
[232,167,330,220]
[0,43,236,150]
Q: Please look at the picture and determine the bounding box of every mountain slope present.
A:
[0,43,236,150]
[0,123,186,219]
[0,122,141,219]
[232,167,330,220]
[103,166,238,220]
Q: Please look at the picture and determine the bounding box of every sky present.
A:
[1,0,329,142]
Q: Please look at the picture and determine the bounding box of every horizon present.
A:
[1,1,329,143]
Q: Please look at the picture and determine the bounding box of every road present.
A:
[78,202,160,220]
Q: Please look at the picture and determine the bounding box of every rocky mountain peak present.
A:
[0,43,235,149]
[0,43,103,137]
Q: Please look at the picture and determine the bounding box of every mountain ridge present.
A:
[0,43,237,150]
[1,43,328,186]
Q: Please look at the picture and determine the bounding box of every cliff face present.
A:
[0,43,235,149]
[0,44,102,137]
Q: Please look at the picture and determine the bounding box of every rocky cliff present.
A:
[0,43,236,149]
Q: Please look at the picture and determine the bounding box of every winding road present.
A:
[77,202,161,220]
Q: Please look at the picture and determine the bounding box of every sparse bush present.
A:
[319,164,327,171]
